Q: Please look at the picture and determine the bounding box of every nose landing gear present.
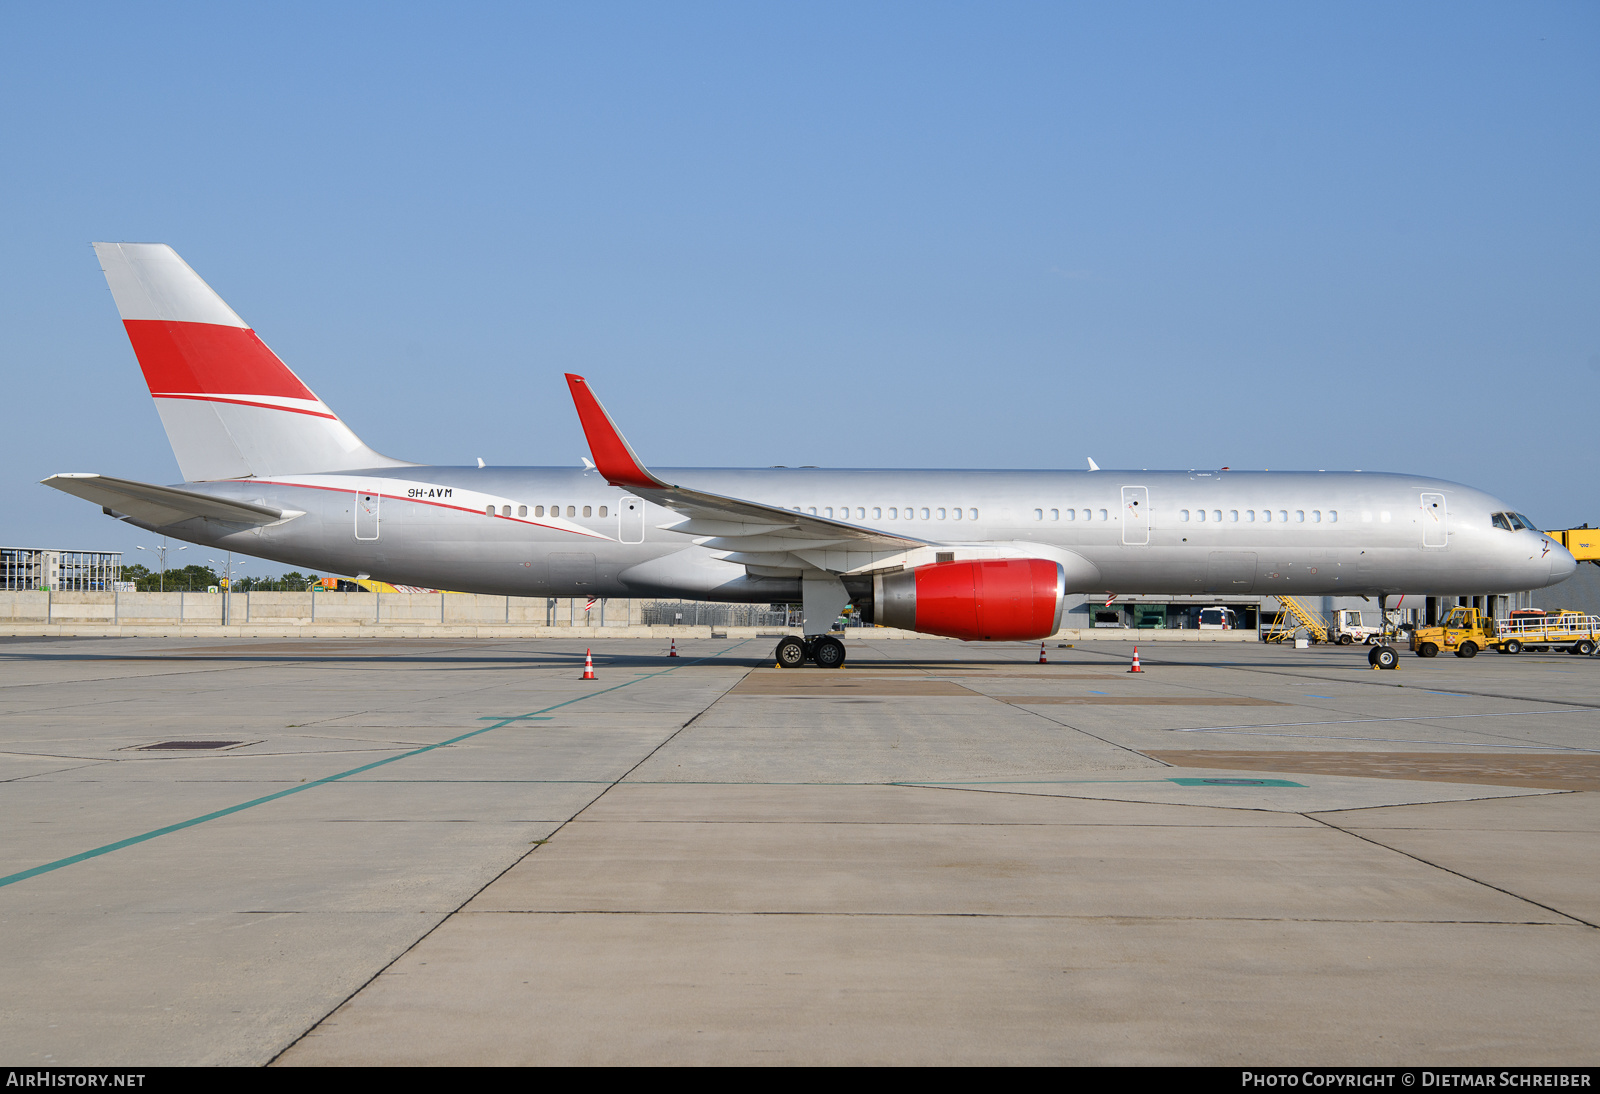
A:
[774,634,847,668]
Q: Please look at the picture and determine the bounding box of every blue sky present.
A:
[3,2,1597,572]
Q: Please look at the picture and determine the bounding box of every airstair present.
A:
[1263,595,1329,643]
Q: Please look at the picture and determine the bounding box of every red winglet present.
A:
[564,374,664,491]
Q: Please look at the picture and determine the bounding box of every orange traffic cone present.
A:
[1038,642,1048,664]
[669,638,678,658]
[1128,646,1143,673]
[582,648,597,680]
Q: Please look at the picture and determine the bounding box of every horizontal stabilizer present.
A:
[41,474,294,528]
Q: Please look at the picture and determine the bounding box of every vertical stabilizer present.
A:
[93,242,412,481]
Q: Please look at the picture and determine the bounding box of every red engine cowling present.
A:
[873,559,1066,641]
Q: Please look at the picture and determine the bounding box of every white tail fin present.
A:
[93,243,412,481]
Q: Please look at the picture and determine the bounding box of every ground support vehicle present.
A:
[1410,606,1600,658]
[1493,610,1600,655]
[1410,607,1498,658]
[1332,608,1384,645]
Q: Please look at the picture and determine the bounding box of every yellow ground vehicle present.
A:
[1410,606,1497,658]
[1411,606,1600,658]
[1494,609,1600,655]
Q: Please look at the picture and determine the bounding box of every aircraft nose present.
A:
[1547,540,1577,585]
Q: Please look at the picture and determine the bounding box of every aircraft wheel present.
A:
[1457,642,1479,658]
[1501,639,1522,655]
[1417,643,1438,658]
[1373,646,1399,670]
[1578,640,1596,656]
[775,637,807,668]
[812,635,846,669]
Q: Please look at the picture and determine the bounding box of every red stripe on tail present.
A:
[123,320,317,401]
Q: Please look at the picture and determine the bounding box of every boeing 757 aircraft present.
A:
[43,243,1575,667]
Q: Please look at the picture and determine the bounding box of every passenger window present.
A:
[1295,510,1304,522]
[567,506,576,518]
[501,505,511,517]
[485,506,495,517]
[857,507,865,519]
[1082,509,1092,521]
[1229,510,1238,521]
[1263,510,1272,523]
[1180,510,1190,521]
[1064,509,1075,521]
[518,505,527,517]
[1099,509,1108,521]
[873,507,882,519]
[937,508,946,520]
[1279,510,1288,523]
[535,505,544,517]
[599,505,608,518]
[888,508,897,519]
[825,508,833,518]
[582,505,592,518]
[969,509,978,520]
[952,508,962,520]
[808,507,817,515]
[1050,509,1058,520]
[1213,510,1222,522]
[1328,510,1337,523]
[1034,509,1044,521]
[1245,510,1255,522]
[1312,510,1321,522]
[921,508,930,520]
[1196,510,1206,522]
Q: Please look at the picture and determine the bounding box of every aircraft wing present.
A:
[565,375,930,574]
[42,473,297,528]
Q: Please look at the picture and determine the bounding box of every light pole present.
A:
[208,554,234,624]
[135,539,188,592]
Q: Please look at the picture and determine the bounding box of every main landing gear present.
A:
[775,635,846,669]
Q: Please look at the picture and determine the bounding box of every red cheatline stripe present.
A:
[152,393,339,419]
[244,479,615,540]
[124,319,317,401]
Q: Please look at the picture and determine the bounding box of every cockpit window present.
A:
[1515,513,1541,532]
[1492,513,1512,531]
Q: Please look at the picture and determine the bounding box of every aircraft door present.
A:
[620,497,644,544]
[1121,486,1149,545]
[355,490,379,540]
[1421,493,1447,548]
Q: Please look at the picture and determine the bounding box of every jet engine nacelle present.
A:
[873,558,1066,641]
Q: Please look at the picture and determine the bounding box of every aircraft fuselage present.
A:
[149,465,1573,602]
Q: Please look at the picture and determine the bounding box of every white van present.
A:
[1198,606,1237,631]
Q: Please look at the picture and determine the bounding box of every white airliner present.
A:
[44,243,1575,668]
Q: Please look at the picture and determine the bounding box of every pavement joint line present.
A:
[1304,813,1600,930]
[453,909,1579,925]
[267,639,756,1065]
[0,643,751,891]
